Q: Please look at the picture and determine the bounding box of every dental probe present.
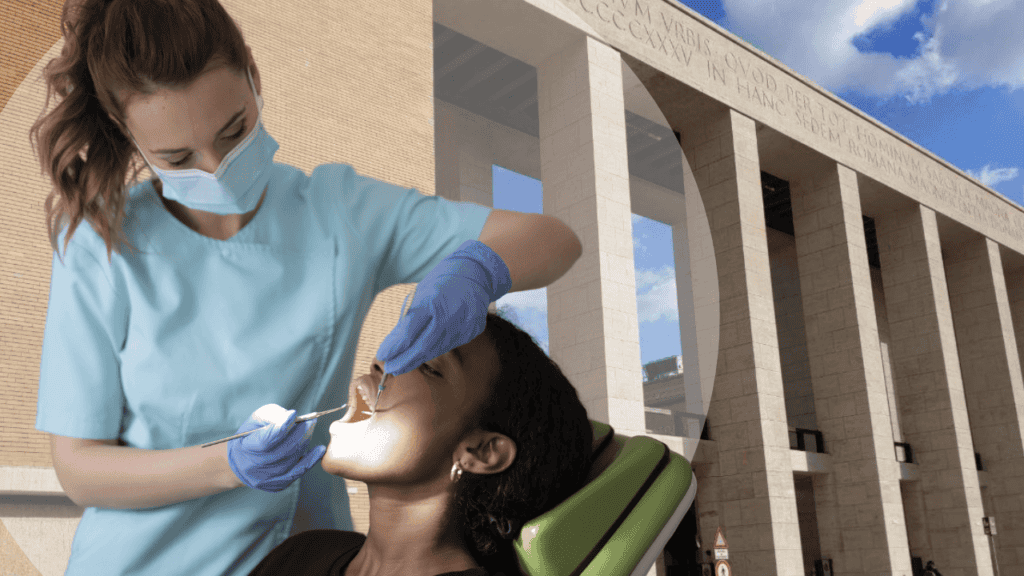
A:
[201,404,361,447]
[372,289,416,415]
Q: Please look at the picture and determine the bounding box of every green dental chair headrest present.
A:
[510,419,696,576]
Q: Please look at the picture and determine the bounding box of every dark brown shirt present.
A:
[248,530,506,576]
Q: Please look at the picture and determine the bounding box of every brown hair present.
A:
[28,0,250,263]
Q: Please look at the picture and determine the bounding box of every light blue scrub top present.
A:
[35,161,492,576]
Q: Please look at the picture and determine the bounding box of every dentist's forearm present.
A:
[50,435,244,509]
[478,210,583,292]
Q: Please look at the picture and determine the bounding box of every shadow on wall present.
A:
[1,495,84,576]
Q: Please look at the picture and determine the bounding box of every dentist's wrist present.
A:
[452,240,512,301]
[213,442,246,489]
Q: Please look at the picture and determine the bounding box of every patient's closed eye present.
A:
[420,363,443,378]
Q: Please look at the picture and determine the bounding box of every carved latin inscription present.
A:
[568,0,1023,248]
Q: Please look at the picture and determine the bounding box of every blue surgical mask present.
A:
[130,67,279,215]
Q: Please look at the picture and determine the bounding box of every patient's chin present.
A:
[324,378,380,471]
[319,450,348,477]
[323,413,373,475]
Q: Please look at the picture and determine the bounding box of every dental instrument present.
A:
[201,405,369,447]
[207,288,415,448]
[372,289,416,415]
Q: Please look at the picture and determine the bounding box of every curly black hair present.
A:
[449,311,594,575]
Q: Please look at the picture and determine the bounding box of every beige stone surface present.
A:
[678,108,802,576]
[0,520,43,576]
[0,501,81,576]
[945,237,1024,574]
[0,466,63,497]
[538,34,646,436]
[1009,256,1024,430]
[790,162,911,574]
[874,204,993,575]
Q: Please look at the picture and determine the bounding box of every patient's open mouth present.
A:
[337,379,375,424]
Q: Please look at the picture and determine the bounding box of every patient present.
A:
[249,311,594,576]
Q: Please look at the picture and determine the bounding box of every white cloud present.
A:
[635,265,679,323]
[935,0,1024,91]
[893,30,959,103]
[495,288,549,353]
[497,287,547,312]
[966,164,1020,187]
[721,0,1024,103]
[853,0,917,29]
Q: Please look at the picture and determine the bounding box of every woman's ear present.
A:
[457,432,517,476]
[108,112,129,137]
[247,46,261,97]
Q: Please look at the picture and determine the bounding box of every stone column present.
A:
[1007,257,1024,404]
[678,108,802,576]
[874,204,992,575]
[789,164,911,576]
[536,35,645,436]
[672,217,705,440]
[900,481,931,566]
[434,105,494,206]
[945,237,1024,575]
[455,147,494,207]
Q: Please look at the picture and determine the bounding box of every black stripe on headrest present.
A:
[569,440,671,576]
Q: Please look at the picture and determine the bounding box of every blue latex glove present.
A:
[377,240,512,376]
[227,403,327,493]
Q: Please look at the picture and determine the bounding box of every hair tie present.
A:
[487,514,521,540]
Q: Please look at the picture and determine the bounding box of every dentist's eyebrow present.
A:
[152,106,246,155]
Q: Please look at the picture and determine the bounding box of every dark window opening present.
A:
[761,172,880,269]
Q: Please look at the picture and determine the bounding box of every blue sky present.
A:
[690,0,1023,205]
[493,0,1023,370]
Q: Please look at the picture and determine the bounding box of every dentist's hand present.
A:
[227,404,326,492]
[376,240,512,376]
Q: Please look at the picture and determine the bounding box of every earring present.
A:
[488,514,521,540]
[450,461,463,483]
